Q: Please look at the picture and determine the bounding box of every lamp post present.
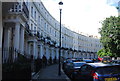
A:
[58,1,63,76]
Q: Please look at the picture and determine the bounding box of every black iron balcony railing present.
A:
[37,31,40,38]
[30,30,37,36]
[9,2,29,19]
[25,22,31,35]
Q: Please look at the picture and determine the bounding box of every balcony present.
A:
[30,30,38,36]
[7,2,29,20]
[25,22,32,36]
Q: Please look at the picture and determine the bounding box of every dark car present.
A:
[62,58,83,70]
[102,56,112,63]
[62,59,76,70]
[112,60,120,65]
[64,62,86,76]
[83,59,94,63]
[68,62,86,79]
[75,63,120,81]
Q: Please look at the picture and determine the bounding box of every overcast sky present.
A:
[41,0,119,37]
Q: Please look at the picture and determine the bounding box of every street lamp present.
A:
[58,1,63,76]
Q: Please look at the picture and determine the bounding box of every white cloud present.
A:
[107,0,120,5]
[41,0,118,37]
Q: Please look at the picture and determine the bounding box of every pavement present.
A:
[32,64,71,81]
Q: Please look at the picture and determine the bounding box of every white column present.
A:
[76,52,77,58]
[76,52,78,58]
[85,53,87,58]
[62,50,64,58]
[53,48,55,59]
[28,42,31,56]
[61,50,63,57]
[46,45,49,60]
[56,48,59,60]
[79,53,81,58]
[81,53,83,59]
[83,53,85,59]
[14,23,20,50]
[73,52,75,58]
[51,47,54,60]
[91,54,93,59]
[13,23,20,60]
[29,43,33,57]
[33,41,36,59]
[65,50,68,59]
[86,53,88,59]
[36,44,38,59]
[82,53,84,59]
[75,52,76,58]
[40,44,43,59]
[48,47,50,59]
[78,52,80,58]
[0,1,2,52]
[26,41,29,55]
[0,2,2,80]
[3,28,9,62]
[83,53,85,58]
[19,26,24,54]
[3,28,9,48]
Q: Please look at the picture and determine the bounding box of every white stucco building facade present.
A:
[2,0,102,64]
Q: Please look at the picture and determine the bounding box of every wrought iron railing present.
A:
[25,22,32,35]
[2,47,17,63]
[9,2,29,19]
[2,47,31,64]
[2,47,31,80]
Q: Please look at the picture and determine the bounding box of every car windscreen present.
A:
[96,66,120,75]
[74,63,86,67]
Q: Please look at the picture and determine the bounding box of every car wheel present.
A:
[70,74,75,80]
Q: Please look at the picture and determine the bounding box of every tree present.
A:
[99,16,120,57]
[97,48,112,57]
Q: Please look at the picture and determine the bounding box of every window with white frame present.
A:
[39,3,40,8]
[31,24,33,30]
[34,26,37,34]
[50,27,51,33]
[31,7,33,17]
[34,11,36,19]
[47,24,48,31]
[38,16,40,23]
[44,23,46,30]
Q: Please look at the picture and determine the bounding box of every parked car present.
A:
[83,59,94,63]
[102,56,112,63]
[62,59,76,70]
[62,58,83,70]
[112,60,120,64]
[69,62,86,79]
[75,63,120,81]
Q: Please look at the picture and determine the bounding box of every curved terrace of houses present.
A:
[2,1,102,63]
[31,1,102,52]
